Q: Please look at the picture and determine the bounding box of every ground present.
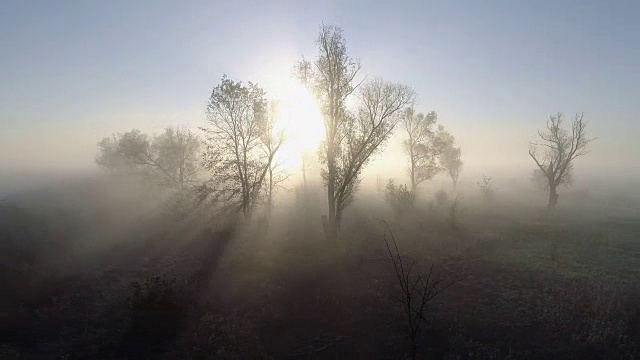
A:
[2,187,639,359]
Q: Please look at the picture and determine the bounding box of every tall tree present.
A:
[298,25,414,241]
[437,125,463,189]
[529,112,595,208]
[402,109,442,191]
[201,75,284,216]
[297,25,360,241]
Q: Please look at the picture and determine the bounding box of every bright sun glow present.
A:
[271,78,325,172]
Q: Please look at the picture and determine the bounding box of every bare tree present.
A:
[296,25,361,241]
[299,32,414,238]
[437,125,463,189]
[297,25,415,241]
[477,174,495,203]
[529,112,595,208]
[383,222,460,359]
[402,109,442,191]
[200,75,284,216]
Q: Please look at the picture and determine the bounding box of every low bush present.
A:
[384,179,415,218]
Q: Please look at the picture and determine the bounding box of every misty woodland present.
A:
[97,26,594,232]
[4,24,639,360]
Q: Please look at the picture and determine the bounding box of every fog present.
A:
[3,2,640,359]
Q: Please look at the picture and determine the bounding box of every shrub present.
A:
[383,222,460,359]
[384,179,415,218]
[477,175,494,202]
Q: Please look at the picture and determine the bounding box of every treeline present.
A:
[96,25,463,241]
[97,24,595,239]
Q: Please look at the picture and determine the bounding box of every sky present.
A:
[1,0,639,187]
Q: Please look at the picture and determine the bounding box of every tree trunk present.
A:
[267,166,274,216]
[336,206,343,228]
[302,156,307,189]
[548,183,559,208]
[410,148,416,192]
[326,138,338,242]
[326,186,338,241]
[242,195,248,214]
[245,200,253,219]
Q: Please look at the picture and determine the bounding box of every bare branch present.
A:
[528,112,596,207]
[382,221,461,359]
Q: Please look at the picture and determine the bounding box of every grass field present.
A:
[2,182,639,359]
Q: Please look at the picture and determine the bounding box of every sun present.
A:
[271,79,325,172]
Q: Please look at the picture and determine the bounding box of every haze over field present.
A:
[1,0,639,193]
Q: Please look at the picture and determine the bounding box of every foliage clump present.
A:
[384,179,415,217]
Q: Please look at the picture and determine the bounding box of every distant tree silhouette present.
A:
[296,25,415,241]
[477,174,495,203]
[152,127,202,193]
[529,112,595,208]
[401,109,444,191]
[200,75,284,216]
[96,126,201,194]
[437,126,463,189]
[96,133,140,175]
